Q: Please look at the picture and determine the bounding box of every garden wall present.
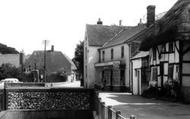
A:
[3,87,95,111]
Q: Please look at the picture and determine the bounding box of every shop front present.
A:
[95,61,127,91]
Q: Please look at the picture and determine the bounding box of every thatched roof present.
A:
[140,0,190,51]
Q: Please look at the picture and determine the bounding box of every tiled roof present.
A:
[140,0,190,51]
[86,24,126,46]
[24,51,76,74]
[102,24,146,48]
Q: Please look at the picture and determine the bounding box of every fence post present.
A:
[101,102,105,119]
[116,111,121,119]
[130,115,136,119]
[107,106,112,119]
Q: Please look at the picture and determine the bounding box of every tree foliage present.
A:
[72,41,84,83]
[0,64,21,80]
[0,43,18,54]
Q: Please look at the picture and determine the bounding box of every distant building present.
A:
[24,46,76,82]
[0,53,24,68]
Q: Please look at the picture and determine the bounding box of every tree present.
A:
[0,63,21,80]
[72,41,84,86]
[0,43,18,54]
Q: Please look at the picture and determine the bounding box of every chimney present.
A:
[147,5,155,27]
[51,45,54,52]
[138,19,143,26]
[97,18,103,25]
[119,20,122,26]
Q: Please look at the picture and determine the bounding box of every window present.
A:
[99,50,101,62]
[152,48,156,60]
[162,44,166,53]
[111,49,113,59]
[102,51,105,61]
[121,46,124,58]
[169,42,174,52]
[168,65,174,80]
[152,67,158,81]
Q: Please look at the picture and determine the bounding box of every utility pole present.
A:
[43,40,48,82]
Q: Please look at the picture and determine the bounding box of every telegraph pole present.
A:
[43,40,48,82]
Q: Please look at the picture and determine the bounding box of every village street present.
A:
[99,92,190,119]
[47,81,190,119]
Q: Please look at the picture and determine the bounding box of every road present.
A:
[99,92,190,119]
[46,80,81,88]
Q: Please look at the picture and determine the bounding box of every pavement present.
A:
[99,92,190,119]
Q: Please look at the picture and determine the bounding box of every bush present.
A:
[0,63,21,80]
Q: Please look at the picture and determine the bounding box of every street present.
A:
[46,80,81,88]
[99,92,190,119]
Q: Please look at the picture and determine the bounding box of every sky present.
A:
[0,0,178,58]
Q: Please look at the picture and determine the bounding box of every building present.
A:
[84,17,150,91]
[131,51,149,95]
[24,46,76,82]
[0,53,24,68]
[139,0,190,102]
[84,19,125,88]
[95,23,147,91]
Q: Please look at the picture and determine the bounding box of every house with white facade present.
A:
[95,24,146,91]
[139,0,190,103]
[84,19,125,88]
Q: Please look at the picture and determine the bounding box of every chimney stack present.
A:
[147,5,155,27]
[97,18,103,25]
[51,45,54,52]
[119,20,122,26]
[138,19,143,26]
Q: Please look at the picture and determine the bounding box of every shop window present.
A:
[120,70,125,85]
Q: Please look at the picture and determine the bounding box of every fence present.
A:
[95,92,136,119]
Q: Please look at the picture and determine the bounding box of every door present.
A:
[133,69,141,95]
[137,70,141,95]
